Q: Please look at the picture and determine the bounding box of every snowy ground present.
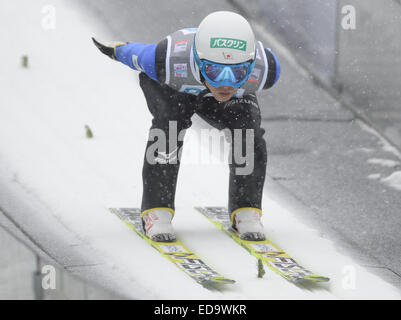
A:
[1,0,400,299]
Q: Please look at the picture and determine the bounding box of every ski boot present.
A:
[232,208,266,241]
[141,208,177,242]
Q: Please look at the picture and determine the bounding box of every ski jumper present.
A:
[114,28,280,214]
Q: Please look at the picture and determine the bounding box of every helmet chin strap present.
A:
[192,61,211,99]
[193,51,205,85]
[193,60,212,100]
[194,59,210,93]
[199,73,206,85]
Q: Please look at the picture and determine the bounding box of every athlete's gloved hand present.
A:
[92,37,126,60]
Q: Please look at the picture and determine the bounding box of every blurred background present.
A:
[75,0,401,147]
[1,0,401,299]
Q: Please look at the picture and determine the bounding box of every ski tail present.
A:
[109,208,235,287]
[195,206,329,284]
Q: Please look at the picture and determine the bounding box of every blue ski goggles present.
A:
[193,44,256,88]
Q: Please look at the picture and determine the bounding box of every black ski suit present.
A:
[112,28,280,215]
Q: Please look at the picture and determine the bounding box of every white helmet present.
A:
[194,11,256,64]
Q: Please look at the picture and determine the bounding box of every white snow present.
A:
[1,0,400,299]
[358,123,401,192]
[358,120,401,159]
[367,173,381,180]
[366,158,401,190]
[380,171,401,191]
[367,158,401,168]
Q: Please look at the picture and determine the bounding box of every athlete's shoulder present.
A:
[155,38,168,84]
[263,47,280,89]
[155,28,208,95]
[155,28,197,83]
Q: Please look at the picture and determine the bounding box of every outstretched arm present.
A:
[92,37,158,82]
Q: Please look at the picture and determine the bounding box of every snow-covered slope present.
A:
[1,0,400,299]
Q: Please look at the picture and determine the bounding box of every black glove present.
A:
[92,37,126,60]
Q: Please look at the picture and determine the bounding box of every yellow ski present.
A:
[195,207,329,284]
[109,208,235,287]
